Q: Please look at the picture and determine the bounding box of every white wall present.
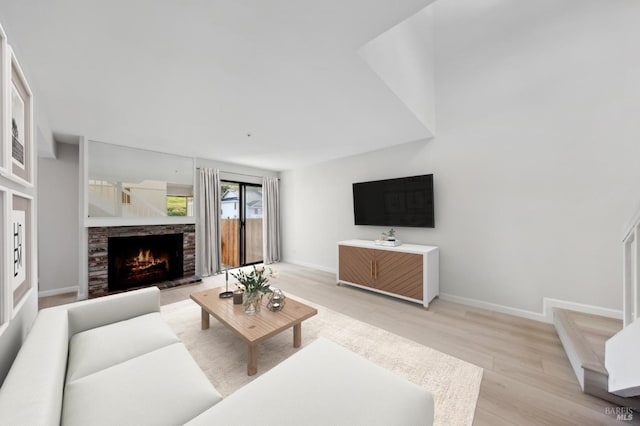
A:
[281,0,640,315]
[359,5,436,135]
[37,142,79,296]
[0,17,45,385]
[281,141,437,272]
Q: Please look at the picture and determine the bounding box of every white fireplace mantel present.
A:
[85,216,195,228]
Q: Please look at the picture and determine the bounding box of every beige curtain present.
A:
[197,168,222,276]
[262,176,281,264]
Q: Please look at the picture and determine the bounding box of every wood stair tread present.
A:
[553,308,610,375]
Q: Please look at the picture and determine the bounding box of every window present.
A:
[167,195,193,216]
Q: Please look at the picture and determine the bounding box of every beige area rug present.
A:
[161,297,483,426]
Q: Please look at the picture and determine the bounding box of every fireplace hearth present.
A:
[108,234,183,292]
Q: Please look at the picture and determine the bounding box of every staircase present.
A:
[601,207,640,398]
[554,208,640,406]
[553,308,640,410]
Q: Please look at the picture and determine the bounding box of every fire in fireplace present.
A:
[108,233,184,292]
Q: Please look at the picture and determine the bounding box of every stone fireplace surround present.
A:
[88,224,197,298]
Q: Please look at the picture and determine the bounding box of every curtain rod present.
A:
[195,168,279,180]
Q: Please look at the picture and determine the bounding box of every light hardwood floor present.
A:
[40,263,636,425]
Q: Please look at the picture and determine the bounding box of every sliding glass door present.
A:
[243,184,263,264]
[220,181,263,268]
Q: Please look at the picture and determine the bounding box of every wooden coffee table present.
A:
[190,287,318,376]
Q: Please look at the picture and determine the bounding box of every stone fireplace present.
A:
[88,224,198,298]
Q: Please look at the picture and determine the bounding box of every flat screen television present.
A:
[353,174,434,228]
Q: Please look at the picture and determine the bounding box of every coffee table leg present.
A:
[201,308,210,330]
[293,323,302,348]
[248,344,258,376]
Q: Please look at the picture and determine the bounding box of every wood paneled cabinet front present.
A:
[337,240,439,308]
[338,245,377,288]
[374,249,423,299]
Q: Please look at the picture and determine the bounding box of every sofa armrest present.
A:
[0,309,69,426]
[66,287,160,336]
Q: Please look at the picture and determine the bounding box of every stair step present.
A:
[553,308,640,410]
[554,308,611,378]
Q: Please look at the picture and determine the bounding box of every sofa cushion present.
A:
[62,343,222,426]
[66,312,179,382]
[66,287,160,336]
[185,337,434,426]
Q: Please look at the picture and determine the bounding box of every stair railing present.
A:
[622,210,640,328]
[88,180,167,218]
[120,186,167,217]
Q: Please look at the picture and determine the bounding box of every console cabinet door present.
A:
[338,245,375,288]
[373,250,423,300]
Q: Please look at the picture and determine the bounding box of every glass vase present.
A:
[243,291,262,315]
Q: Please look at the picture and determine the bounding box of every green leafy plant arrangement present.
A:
[381,228,396,240]
[232,266,275,295]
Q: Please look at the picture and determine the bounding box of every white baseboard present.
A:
[542,298,622,323]
[38,286,78,298]
[440,293,622,324]
[284,259,337,275]
[282,262,622,324]
[439,293,547,322]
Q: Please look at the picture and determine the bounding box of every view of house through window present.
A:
[220,181,263,268]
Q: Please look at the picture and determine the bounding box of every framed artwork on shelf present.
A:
[0,24,8,176]
[10,191,32,309]
[6,47,33,187]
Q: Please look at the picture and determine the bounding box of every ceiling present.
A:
[1,0,434,171]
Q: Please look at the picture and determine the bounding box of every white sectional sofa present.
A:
[0,287,434,425]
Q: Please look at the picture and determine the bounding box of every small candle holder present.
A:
[219,268,233,299]
[233,289,244,305]
[267,288,286,312]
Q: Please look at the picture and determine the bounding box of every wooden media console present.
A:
[337,240,439,308]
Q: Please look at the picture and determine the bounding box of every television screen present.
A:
[353,174,434,228]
